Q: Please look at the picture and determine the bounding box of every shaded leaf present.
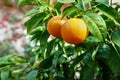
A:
[26,70,38,80]
[80,65,95,80]
[96,3,120,27]
[52,51,63,66]
[97,44,120,74]
[39,55,54,69]
[111,30,120,47]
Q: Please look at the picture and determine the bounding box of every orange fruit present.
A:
[61,18,88,44]
[47,16,67,37]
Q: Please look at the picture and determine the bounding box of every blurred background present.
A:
[0,0,120,57]
[0,0,32,57]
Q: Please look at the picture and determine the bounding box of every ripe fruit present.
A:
[47,16,67,37]
[61,18,88,44]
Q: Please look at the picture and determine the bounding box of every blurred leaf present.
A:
[26,70,38,80]
[0,55,14,64]
[84,0,92,5]
[95,0,108,5]
[0,62,15,67]
[58,0,75,3]
[80,65,95,80]
[25,12,47,33]
[85,13,107,39]
[1,71,9,80]
[97,44,120,74]
[18,0,36,6]
[62,6,78,17]
[23,8,39,17]
[111,30,120,47]
[96,3,120,27]
[83,15,103,41]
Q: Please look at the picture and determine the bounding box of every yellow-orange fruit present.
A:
[47,16,67,37]
[61,18,88,44]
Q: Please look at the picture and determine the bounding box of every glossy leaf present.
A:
[85,13,107,39]
[111,30,120,47]
[83,15,103,41]
[26,70,38,80]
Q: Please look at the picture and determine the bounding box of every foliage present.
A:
[0,0,120,80]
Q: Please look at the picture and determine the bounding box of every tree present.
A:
[0,0,120,80]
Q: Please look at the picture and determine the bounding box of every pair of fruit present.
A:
[47,16,88,44]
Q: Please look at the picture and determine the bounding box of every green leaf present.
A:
[40,29,49,47]
[46,39,57,56]
[84,0,92,5]
[0,62,15,67]
[70,53,86,68]
[26,70,38,80]
[1,71,9,80]
[83,15,103,41]
[83,53,94,68]
[111,29,120,47]
[39,55,54,69]
[54,2,64,14]
[97,44,120,74]
[52,51,62,66]
[0,55,14,64]
[62,6,78,17]
[96,3,120,27]
[23,8,39,17]
[25,12,46,33]
[85,13,107,39]
[58,0,75,3]
[18,0,36,7]
[95,0,108,5]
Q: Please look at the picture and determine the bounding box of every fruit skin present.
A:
[47,16,67,37]
[61,18,88,44]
